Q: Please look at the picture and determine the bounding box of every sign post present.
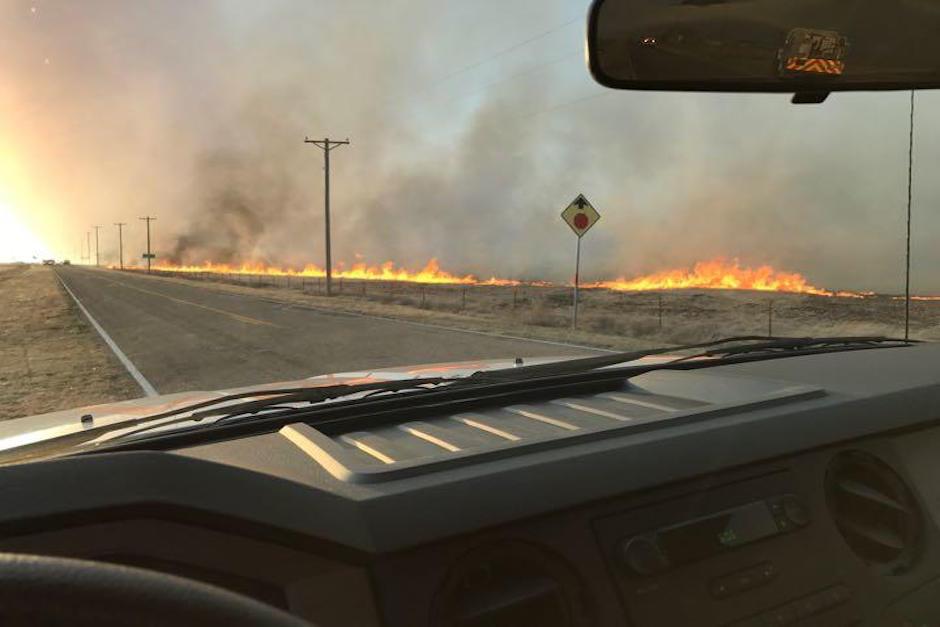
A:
[560,194,601,329]
[139,215,156,273]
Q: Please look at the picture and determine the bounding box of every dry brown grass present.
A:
[0,264,139,420]
[121,268,940,350]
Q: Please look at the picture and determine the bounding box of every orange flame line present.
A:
[586,259,871,298]
[119,257,893,299]
[143,258,522,286]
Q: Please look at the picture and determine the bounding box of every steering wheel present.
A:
[0,553,312,626]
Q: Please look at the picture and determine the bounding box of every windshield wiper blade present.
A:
[78,337,767,447]
[206,335,912,423]
[460,335,778,384]
[80,377,456,446]
[188,378,451,421]
[107,336,772,432]
[81,336,914,440]
[697,336,915,358]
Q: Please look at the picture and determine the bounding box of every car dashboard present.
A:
[1,343,939,626]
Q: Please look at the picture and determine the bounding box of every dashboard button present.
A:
[758,562,777,580]
[734,572,756,589]
[711,562,776,599]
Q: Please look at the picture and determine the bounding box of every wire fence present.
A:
[131,269,933,343]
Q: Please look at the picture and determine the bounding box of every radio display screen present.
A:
[657,501,779,565]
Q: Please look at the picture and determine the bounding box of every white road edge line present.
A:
[54,269,159,398]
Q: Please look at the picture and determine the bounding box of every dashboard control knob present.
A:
[621,536,669,576]
[782,495,810,526]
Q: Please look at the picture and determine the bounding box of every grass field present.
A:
[0,264,138,420]
[138,268,940,348]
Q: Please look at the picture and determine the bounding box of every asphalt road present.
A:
[56,267,598,395]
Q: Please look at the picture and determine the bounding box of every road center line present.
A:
[54,270,159,398]
[91,272,280,328]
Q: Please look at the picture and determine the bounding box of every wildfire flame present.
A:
[588,259,870,298]
[136,257,876,298]
[149,258,521,286]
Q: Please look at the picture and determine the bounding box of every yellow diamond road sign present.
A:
[561,194,600,237]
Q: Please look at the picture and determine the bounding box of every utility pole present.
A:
[904,90,915,341]
[139,216,156,273]
[304,136,350,296]
[114,222,127,270]
[86,231,91,266]
[92,225,102,267]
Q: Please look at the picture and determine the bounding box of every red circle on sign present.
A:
[573,213,589,229]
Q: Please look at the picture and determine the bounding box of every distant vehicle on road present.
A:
[41,259,55,266]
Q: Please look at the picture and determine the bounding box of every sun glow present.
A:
[0,201,52,262]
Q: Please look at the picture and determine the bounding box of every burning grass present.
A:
[141,257,883,299]
[0,264,139,419]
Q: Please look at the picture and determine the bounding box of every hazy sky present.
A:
[2,0,939,292]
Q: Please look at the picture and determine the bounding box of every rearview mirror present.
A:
[587,0,940,101]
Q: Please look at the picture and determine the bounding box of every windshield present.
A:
[0,1,935,452]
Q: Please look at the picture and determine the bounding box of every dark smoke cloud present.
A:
[4,1,940,292]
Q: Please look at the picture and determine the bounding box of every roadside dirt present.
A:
[0,264,139,420]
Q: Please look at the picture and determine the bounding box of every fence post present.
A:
[421,286,427,308]
[658,293,664,330]
[462,287,467,310]
[768,300,774,336]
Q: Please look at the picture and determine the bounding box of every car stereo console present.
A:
[593,472,859,626]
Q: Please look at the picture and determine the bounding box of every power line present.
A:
[352,14,585,136]
[521,90,611,121]
[391,51,582,128]
[423,15,581,91]
[433,50,580,109]
[472,89,611,129]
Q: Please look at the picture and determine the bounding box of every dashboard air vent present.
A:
[431,542,591,627]
[825,450,923,573]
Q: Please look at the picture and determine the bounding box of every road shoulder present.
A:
[0,265,140,420]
